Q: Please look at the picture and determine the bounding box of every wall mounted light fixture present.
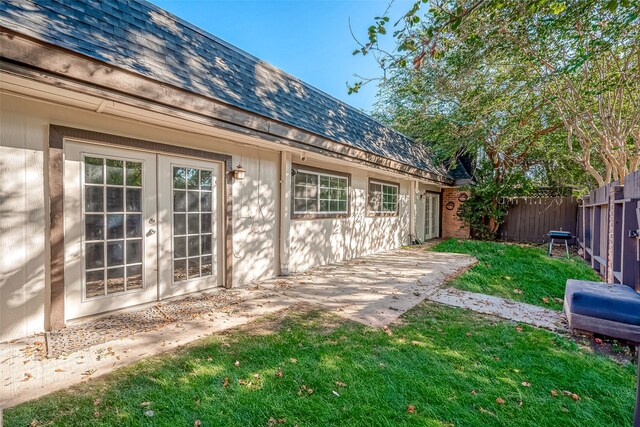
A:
[232,164,246,181]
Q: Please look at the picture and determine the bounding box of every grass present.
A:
[5,303,635,427]
[430,239,602,310]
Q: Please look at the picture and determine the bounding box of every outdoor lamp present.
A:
[232,164,246,181]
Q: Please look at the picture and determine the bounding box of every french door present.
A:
[424,192,440,240]
[64,142,220,320]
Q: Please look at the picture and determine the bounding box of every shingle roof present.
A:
[0,0,445,177]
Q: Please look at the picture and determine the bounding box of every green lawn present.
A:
[6,303,635,427]
[431,239,601,310]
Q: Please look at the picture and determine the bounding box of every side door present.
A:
[64,141,158,320]
[157,155,221,300]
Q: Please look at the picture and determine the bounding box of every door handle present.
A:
[149,218,156,224]
[146,229,156,236]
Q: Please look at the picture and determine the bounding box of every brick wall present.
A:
[442,188,470,239]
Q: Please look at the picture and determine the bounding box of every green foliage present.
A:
[457,166,533,240]
[431,239,602,309]
[355,0,640,186]
[5,304,634,426]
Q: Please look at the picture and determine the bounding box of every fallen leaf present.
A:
[407,405,415,414]
[30,420,39,427]
[140,402,152,407]
[513,289,523,294]
[194,420,202,426]
[276,371,283,377]
[335,381,346,387]
[542,297,550,304]
[54,368,65,373]
[479,407,495,417]
[223,377,229,387]
[515,326,523,332]
[332,390,340,397]
[496,397,505,405]
[550,389,558,396]
[465,332,472,337]
[290,358,297,363]
[521,382,531,387]
[594,338,604,345]
[411,340,420,345]
[234,360,240,367]
[470,389,477,395]
[572,393,580,401]
[93,411,100,418]
[144,410,155,417]
[94,398,101,406]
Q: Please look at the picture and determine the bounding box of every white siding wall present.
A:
[0,91,439,342]
[0,96,47,342]
[289,160,411,272]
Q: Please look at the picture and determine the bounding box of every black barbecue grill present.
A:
[547,230,573,257]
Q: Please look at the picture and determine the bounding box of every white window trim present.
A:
[293,169,349,215]
[369,179,399,214]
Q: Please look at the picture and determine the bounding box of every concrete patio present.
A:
[0,248,476,408]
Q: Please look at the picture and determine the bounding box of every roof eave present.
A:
[0,28,453,185]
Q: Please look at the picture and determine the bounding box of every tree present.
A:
[353,0,640,185]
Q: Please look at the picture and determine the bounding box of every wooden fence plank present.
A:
[499,196,578,244]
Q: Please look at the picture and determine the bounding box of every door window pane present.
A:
[83,155,146,298]
[106,159,124,185]
[106,187,123,212]
[107,241,124,266]
[126,162,142,186]
[85,242,104,269]
[172,165,215,283]
[127,265,143,290]
[126,188,142,212]
[107,214,124,239]
[86,270,105,298]
[85,187,104,212]
[85,157,104,184]
[85,215,104,240]
[173,167,187,189]
[107,268,125,294]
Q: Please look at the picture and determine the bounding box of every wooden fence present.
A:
[577,170,640,290]
[499,196,578,243]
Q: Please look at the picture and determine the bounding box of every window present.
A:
[368,180,399,215]
[292,165,349,218]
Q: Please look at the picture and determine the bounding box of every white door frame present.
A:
[64,141,159,320]
[157,155,223,300]
[424,192,440,240]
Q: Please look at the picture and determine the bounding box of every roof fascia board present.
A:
[0,29,452,185]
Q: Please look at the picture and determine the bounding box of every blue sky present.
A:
[150,0,412,112]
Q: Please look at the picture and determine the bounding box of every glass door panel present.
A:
[158,156,219,299]
[64,142,158,320]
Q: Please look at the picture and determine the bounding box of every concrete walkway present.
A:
[0,248,476,408]
[425,287,567,332]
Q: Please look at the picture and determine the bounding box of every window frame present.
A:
[291,163,351,219]
[368,178,400,217]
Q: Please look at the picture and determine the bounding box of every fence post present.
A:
[607,186,624,283]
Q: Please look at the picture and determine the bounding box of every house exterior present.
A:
[0,0,464,342]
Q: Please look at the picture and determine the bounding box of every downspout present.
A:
[409,180,417,244]
[279,151,291,275]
